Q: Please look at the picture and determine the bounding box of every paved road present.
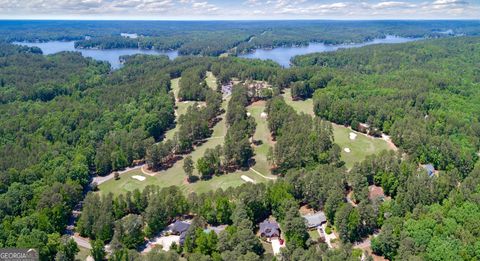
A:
[91,164,144,185]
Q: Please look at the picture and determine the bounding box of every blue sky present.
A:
[0,0,478,19]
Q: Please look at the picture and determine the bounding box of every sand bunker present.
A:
[349,132,357,140]
[241,175,255,183]
[344,148,351,153]
[132,175,146,181]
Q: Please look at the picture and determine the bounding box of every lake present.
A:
[239,35,419,67]
[13,41,178,69]
[14,35,418,69]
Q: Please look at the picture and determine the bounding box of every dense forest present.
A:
[293,37,480,175]
[3,20,480,56]
[0,45,215,259]
[0,31,480,261]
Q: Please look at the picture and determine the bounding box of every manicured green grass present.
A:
[261,241,274,255]
[308,230,320,241]
[247,101,275,176]
[206,71,218,90]
[99,119,231,195]
[75,246,90,261]
[282,89,393,169]
[100,95,272,196]
[282,88,314,116]
[171,77,180,98]
[165,77,205,140]
[99,107,273,196]
[100,74,277,196]
[332,124,391,169]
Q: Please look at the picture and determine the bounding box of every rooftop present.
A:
[303,212,327,228]
[422,164,436,177]
[259,220,280,238]
[204,225,227,235]
[369,185,386,199]
[171,220,190,235]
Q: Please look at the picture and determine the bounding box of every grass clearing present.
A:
[308,230,320,241]
[261,241,274,255]
[99,106,272,196]
[282,88,315,116]
[247,101,276,176]
[332,123,391,169]
[165,77,205,140]
[282,89,393,169]
[75,246,90,261]
[99,109,233,196]
[100,74,274,196]
[206,71,217,90]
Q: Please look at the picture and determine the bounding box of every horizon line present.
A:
[0,18,479,21]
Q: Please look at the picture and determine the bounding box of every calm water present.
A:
[13,41,178,69]
[239,35,419,67]
[14,35,417,69]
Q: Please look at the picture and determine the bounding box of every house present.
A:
[203,225,227,235]
[357,123,370,134]
[303,212,327,229]
[221,82,233,97]
[259,220,280,240]
[171,220,190,245]
[423,164,436,177]
[368,185,386,201]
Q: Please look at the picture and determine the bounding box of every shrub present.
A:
[325,226,332,235]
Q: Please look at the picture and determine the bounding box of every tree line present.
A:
[2,36,480,260]
[6,20,480,56]
[292,37,480,176]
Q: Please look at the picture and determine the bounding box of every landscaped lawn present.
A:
[100,75,279,196]
[99,107,274,196]
[75,246,90,261]
[165,77,205,140]
[332,123,391,169]
[282,88,393,169]
[247,101,275,176]
[100,93,273,196]
[99,116,236,196]
[206,71,218,90]
[261,241,274,255]
[282,88,315,116]
[308,230,320,241]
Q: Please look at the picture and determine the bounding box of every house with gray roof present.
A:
[423,164,436,177]
[171,220,191,245]
[259,220,280,239]
[303,211,327,229]
[204,225,227,235]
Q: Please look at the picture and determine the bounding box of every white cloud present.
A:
[370,1,416,9]
[0,0,478,19]
[192,1,207,8]
[190,1,218,12]
[313,2,348,9]
[433,0,468,5]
